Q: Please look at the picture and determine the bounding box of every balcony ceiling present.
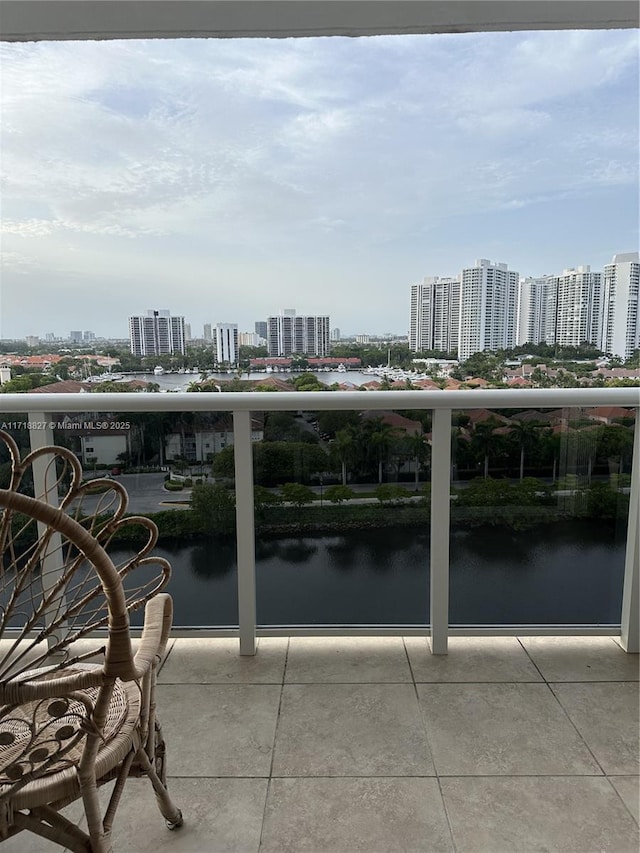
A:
[1,0,638,42]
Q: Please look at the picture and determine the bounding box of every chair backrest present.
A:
[0,428,171,691]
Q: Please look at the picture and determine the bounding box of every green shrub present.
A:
[324,485,355,504]
[183,478,193,487]
[164,481,184,492]
[374,484,410,505]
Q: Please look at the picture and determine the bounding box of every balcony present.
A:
[1,635,638,852]
[0,387,638,848]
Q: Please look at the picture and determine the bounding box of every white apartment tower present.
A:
[516,275,556,346]
[267,310,330,357]
[409,276,460,353]
[602,252,640,359]
[215,323,239,366]
[129,309,186,356]
[458,260,519,361]
[554,266,603,349]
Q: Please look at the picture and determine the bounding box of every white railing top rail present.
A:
[1,387,638,414]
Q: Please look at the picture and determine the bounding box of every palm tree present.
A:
[471,422,505,479]
[332,427,357,486]
[508,420,541,481]
[407,432,431,491]
[364,419,399,484]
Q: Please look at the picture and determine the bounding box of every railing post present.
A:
[232,409,257,655]
[430,407,451,654]
[28,413,66,649]
[620,408,639,653]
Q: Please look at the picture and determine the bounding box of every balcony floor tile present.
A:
[102,777,267,853]
[157,684,281,776]
[405,636,543,682]
[609,776,640,824]
[285,636,412,682]
[520,636,640,681]
[272,683,435,776]
[160,638,288,683]
[440,776,640,853]
[3,635,637,852]
[259,777,454,853]
[416,682,601,775]
[551,682,640,775]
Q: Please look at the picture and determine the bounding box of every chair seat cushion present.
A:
[0,665,141,810]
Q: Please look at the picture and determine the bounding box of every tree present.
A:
[471,422,506,479]
[508,420,541,481]
[363,419,400,484]
[191,483,236,537]
[331,427,357,486]
[406,433,431,490]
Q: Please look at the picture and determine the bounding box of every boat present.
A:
[336,363,347,373]
[153,366,165,375]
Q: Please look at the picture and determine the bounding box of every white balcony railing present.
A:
[1,387,638,655]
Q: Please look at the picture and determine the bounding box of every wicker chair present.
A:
[0,430,183,852]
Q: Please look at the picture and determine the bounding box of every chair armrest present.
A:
[131,593,173,680]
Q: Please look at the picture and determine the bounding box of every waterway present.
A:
[117,520,626,629]
[122,370,376,391]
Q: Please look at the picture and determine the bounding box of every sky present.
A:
[0,30,638,341]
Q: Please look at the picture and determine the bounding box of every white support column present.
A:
[620,408,639,653]
[232,409,257,656]
[28,413,65,649]
[430,408,451,654]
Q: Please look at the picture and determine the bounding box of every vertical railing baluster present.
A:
[232,409,257,655]
[430,407,451,654]
[620,408,639,653]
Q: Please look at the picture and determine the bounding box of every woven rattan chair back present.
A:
[0,429,182,852]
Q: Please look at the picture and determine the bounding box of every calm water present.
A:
[123,370,374,390]
[118,521,626,628]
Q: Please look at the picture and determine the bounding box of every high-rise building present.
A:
[129,309,186,356]
[184,323,192,341]
[409,276,461,353]
[69,331,83,343]
[239,332,262,347]
[83,331,95,342]
[516,275,556,347]
[215,323,239,365]
[554,266,603,349]
[331,328,341,341]
[203,323,212,341]
[457,260,518,361]
[254,321,268,340]
[602,252,640,359]
[267,311,330,357]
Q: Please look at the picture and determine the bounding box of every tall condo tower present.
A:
[458,260,519,361]
[409,276,460,353]
[602,252,639,359]
[516,275,556,347]
[267,310,330,357]
[215,323,239,366]
[129,309,185,356]
[553,266,603,348]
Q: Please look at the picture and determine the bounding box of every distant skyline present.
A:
[1,30,638,339]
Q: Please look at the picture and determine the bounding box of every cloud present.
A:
[0,30,637,338]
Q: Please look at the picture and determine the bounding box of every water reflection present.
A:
[112,521,625,628]
[188,541,235,578]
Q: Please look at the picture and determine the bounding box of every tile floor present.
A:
[3,636,639,853]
